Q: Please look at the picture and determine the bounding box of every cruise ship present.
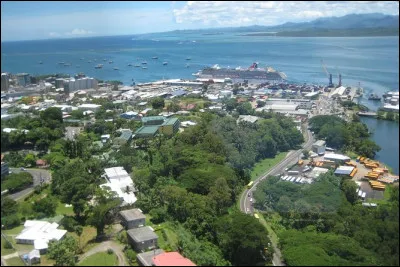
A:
[193,63,286,83]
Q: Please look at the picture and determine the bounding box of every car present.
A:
[248,193,251,197]
[250,198,253,202]
[20,167,26,171]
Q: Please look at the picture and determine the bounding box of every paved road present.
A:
[7,168,52,201]
[78,240,128,266]
[239,127,314,266]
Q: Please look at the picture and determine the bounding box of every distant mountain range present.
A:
[166,13,399,36]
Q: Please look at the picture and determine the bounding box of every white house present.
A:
[100,167,137,206]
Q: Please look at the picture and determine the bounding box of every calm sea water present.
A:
[1,34,399,172]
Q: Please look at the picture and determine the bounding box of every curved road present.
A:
[78,240,128,266]
[239,127,314,266]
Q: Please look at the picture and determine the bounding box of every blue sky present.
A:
[1,1,399,41]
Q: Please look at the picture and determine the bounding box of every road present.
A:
[239,127,314,266]
[78,240,128,266]
[7,168,52,201]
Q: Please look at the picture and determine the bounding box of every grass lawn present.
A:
[56,202,74,216]
[5,257,25,266]
[67,226,97,253]
[1,235,16,256]
[250,152,288,181]
[33,254,55,266]
[3,225,24,235]
[78,252,117,266]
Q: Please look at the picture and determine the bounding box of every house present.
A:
[120,111,140,120]
[77,103,101,112]
[15,220,67,254]
[127,226,158,252]
[137,249,165,266]
[237,115,259,124]
[36,159,48,168]
[100,167,137,206]
[119,208,146,229]
[101,134,111,143]
[114,130,133,145]
[25,249,41,265]
[152,252,196,266]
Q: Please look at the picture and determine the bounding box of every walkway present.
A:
[78,240,128,266]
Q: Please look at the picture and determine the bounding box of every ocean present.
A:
[1,33,399,173]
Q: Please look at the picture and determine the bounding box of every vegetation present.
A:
[78,252,117,266]
[1,172,33,193]
[309,115,380,158]
[254,172,399,266]
[377,109,400,122]
[48,235,79,266]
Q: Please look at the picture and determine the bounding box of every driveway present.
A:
[78,241,128,266]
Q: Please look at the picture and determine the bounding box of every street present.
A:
[7,168,52,201]
[239,127,314,266]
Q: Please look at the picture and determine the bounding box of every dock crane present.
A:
[335,66,342,87]
[321,59,333,87]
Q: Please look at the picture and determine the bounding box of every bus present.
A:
[247,181,254,188]
[254,213,259,219]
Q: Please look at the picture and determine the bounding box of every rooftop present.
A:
[324,153,350,161]
[127,226,158,243]
[137,249,165,266]
[120,208,146,221]
[334,166,354,175]
[152,252,196,266]
[134,126,159,135]
[313,140,326,147]
[142,116,165,123]
[161,117,179,126]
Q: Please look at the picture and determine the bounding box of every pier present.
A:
[357,112,377,117]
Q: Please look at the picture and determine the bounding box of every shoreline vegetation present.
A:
[237,28,399,37]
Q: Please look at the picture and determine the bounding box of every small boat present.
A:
[152,56,158,59]
[95,64,103,69]
[58,62,65,65]
[142,66,147,69]
[103,59,107,61]
[186,57,191,60]
[80,57,84,60]
[88,60,92,63]
[368,93,381,101]
[142,61,147,65]
[134,64,140,67]
[113,67,119,70]
[128,63,132,66]
[186,64,190,68]
[39,61,43,64]
[63,63,71,66]
[163,62,168,65]
[109,61,113,64]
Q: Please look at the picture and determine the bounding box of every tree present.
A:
[151,97,165,109]
[47,236,79,266]
[208,177,232,215]
[341,179,358,205]
[74,225,83,252]
[223,98,237,112]
[24,153,36,167]
[33,195,58,217]
[214,212,272,265]
[40,107,63,129]
[257,100,266,108]
[1,197,19,217]
[236,102,253,115]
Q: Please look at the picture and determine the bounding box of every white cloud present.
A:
[48,32,61,37]
[173,1,399,27]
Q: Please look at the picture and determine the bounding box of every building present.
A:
[137,249,165,266]
[1,73,9,91]
[323,153,350,164]
[78,104,101,112]
[159,117,180,136]
[119,208,146,229]
[237,115,259,124]
[100,167,137,206]
[25,249,41,265]
[312,140,326,155]
[55,79,65,89]
[1,161,9,179]
[134,126,159,139]
[152,252,196,266]
[127,226,158,252]
[334,166,354,176]
[120,111,140,120]
[142,116,165,126]
[15,220,67,254]
[114,130,133,145]
[16,73,31,87]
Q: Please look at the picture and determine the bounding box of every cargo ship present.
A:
[368,93,381,101]
[193,62,286,83]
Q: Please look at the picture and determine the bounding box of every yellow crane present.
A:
[321,59,333,87]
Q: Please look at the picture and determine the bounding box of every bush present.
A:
[107,248,114,255]
[117,231,128,244]
[1,172,33,193]
[125,249,137,264]
[3,240,13,249]
[2,214,21,229]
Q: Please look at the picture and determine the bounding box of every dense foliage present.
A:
[1,172,33,193]
[254,171,399,266]
[309,115,380,158]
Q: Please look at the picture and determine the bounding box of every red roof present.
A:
[36,159,47,166]
[152,252,196,266]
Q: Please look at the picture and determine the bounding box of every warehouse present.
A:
[312,140,326,155]
[334,166,355,176]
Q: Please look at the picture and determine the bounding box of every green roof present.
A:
[161,117,179,126]
[119,130,133,141]
[134,126,159,135]
[141,116,165,123]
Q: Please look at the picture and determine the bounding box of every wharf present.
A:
[357,112,377,117]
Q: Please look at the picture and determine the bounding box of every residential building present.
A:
[15,220,67,254]
[136,249,165,266]
[119,208,146,229]
[159,117,180,136]
[114,130,133,145]
[152,252,196,266]
[127,226,158,252]
[237,115,259,124]
[1,73,9,91]
[100,167,137,206]
[134,126,159,139]
[77,104,101,112]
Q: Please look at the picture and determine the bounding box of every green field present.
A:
[5,256,25,266]
[250,152,288,181]
[78,252,117,266]
[1,235,16,256]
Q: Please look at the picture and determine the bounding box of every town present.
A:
[1,69,399,267]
